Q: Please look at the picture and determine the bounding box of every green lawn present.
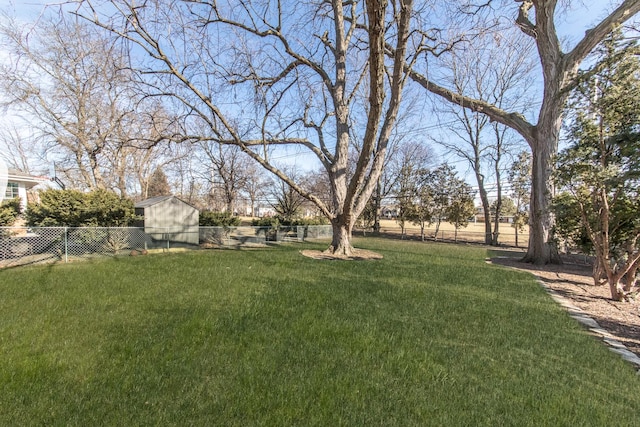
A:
[1,238,639,426]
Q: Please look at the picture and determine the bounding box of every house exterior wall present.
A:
[5,177,46,211]
[16,183,29,211]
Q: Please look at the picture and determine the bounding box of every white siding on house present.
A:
[4,170,48,211]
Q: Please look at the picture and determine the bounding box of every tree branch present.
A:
[515,0,536,38]
[564,0,640,73]
[407,68,535,145]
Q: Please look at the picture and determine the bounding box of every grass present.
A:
[1,238,639,426]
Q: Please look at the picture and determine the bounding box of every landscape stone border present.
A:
[537,279,640,374]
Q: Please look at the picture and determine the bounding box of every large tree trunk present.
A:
[608,280,626,302]
[592,256,607,287]
[523,136,561,265]
[327,217,354,256]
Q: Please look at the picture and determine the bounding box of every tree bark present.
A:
[492,128,504,246]
[327,217,354,256]
[522,131,561,264]
[476,172,493,245]
[373,180,381,233]
[622,261,639,293]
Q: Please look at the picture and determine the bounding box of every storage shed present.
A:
[135,196,199,245]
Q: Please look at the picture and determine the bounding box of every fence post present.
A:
[64,226,69,263]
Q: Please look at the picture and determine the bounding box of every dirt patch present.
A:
[491,251,640,359]
[300,248,383,261]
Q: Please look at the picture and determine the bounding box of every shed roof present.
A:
[135,195,174,208]
[135,195,196,209]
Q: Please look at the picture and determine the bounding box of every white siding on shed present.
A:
[135,196,199,245]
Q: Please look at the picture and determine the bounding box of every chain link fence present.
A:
[0,225,333,269]
[366,224,529,248]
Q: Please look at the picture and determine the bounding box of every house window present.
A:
[5,182,19,199]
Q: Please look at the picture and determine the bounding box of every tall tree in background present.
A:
[107,104,180,198]
[166,144,206,207]
[394,161,418,239]
[130,144,180,201]
[241,163,269,218]
[77,0,419,256]
[270,175,306,224]
[0,17,128,190]
[426,164,459,240]
[407,0,640,264]
[554,33,640,301]
[387,142,435,234]
[301,169,333,219]
[408,169,434,242]
[430,29,534,246]
[391,143,433,238]
[446,179,476,243]
[0,14,175,196]
[199,143,251,214]
[508,151,531,248]
[0,125,42,174]
[146,167,172,198]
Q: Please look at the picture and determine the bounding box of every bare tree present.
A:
[198,142,252,214]
[241,162,269,218]
[371,114,435,232]
[110,103,183,198]
[0,16,130,190]
[430,29,533,245]
[394,158,419,239]
[407,0,640,264]
[130,143,179,200]
[269,173,306,223]
[0,124,45,174]
[77,0,415,256]
[300,169,333,218]
[0,11,182,198]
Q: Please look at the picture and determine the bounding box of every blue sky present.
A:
[0,0,628,191]
[0,0,49,21]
